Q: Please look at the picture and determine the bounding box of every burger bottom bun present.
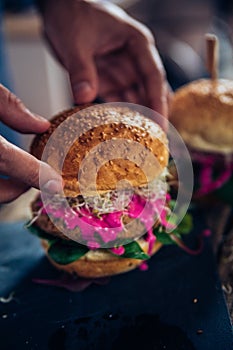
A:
[41,239,162,278]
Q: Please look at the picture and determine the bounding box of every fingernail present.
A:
[34,114,50,124]
[73,81,93,101]
[24,108,49,123]
[42,180,63,194]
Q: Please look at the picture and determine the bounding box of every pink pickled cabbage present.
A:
[191,150,233,197]
[37,193,169,255]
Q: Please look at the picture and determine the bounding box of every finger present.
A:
[98,52,137,87]
[0,178,29,204]
[128,33,168,117]
[0,84,50,133]
[104,93,122,102]
[68,51,98,104]
[97,53,140,96]
[98,65,144,104]
[99,65,146,105]
[99,74,143,105]
[123,87,142,104]
[0,136,63,193]
[167,83,174,108]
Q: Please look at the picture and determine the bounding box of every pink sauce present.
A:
[87,241,101,249]
[145,229,156,255]
[36,192,208,264]
[139,262,148,271]
[127,195,158,255]
[110,246,125,255]
[40,194,168,256]
[202,229,211,237]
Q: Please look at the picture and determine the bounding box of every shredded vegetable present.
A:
[191,150,233,197]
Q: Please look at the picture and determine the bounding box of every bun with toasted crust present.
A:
[169,79,233,154]
[31,104,168,197]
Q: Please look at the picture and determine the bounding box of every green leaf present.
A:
[120,241,150,260]
[26,222,89,264]
[155,231,175,245]
[153,226,181,245]
[25,222,57,243]
[153,209,193,245]
[168,199,176,210]
[48,240,88,265]
[176,213,193,234]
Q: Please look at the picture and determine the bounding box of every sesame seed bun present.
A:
[169,79,233,154]
[41,239,162,278]
[31,105,168,197]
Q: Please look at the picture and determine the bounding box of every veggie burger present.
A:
[27,104,192,278]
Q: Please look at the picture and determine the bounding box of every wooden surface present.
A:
[0,191,232,323]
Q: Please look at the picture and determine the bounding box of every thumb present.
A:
[69,53,98,104]
[0,84,50,133]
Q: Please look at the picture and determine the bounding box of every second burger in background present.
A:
[169,78,233,202]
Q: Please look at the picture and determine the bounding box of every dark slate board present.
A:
[0,216,232,350]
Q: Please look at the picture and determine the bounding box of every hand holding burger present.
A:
[0,84,62,204]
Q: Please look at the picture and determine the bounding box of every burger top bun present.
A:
[31,105,168,197]
[169,79,233,154]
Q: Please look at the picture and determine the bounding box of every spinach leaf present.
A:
[48,240,89,265]
[155,230,175,245]
[25,223,57,243]
[153,211,192,245]
[174,213,193,235]
[118,241,150,260]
